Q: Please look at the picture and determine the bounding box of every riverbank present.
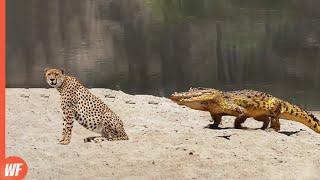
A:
[6,88,320,179]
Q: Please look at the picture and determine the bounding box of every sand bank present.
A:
[6,88,320,179]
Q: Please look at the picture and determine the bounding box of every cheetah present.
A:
[44,68,129,145]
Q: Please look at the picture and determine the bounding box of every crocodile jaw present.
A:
[170,88,210,102]
[170,90,212,111]
[170,88,220,103]
[170,92,191,104]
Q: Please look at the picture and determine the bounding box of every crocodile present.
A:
[170,88,320,133]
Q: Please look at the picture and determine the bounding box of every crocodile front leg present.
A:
[209,113,222,129]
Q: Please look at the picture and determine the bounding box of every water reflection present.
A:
[6,0,320,109]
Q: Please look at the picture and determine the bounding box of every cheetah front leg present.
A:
[60,107,75,145]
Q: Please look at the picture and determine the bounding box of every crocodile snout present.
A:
[170,92,181,102]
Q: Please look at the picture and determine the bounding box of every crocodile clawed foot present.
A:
[234,125,248,129]
[208,124,221,129]
[261,126,268,130]
[234,124,243,129]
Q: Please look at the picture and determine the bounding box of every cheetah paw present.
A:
[59,139,70,145]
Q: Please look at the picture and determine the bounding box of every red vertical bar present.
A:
[0,0,5,162]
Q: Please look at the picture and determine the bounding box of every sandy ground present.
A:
[6,88,320,180]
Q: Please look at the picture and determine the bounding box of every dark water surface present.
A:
[6,0,320,109]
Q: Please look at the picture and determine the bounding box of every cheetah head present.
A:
[44,68,65,88]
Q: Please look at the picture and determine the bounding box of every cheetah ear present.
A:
[60,68,65,74]
[44,68,49,73]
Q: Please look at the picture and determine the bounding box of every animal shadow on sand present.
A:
[205,124,305,136]
[204,125,232,130]
[278,129,305,136]
[204,124,261,131]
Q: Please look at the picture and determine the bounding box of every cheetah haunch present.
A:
[44,68,128,145]
[171,87,320,133]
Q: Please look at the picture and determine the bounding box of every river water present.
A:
[6,0,320,109]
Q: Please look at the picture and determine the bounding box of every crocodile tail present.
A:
[280,102,320,133]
